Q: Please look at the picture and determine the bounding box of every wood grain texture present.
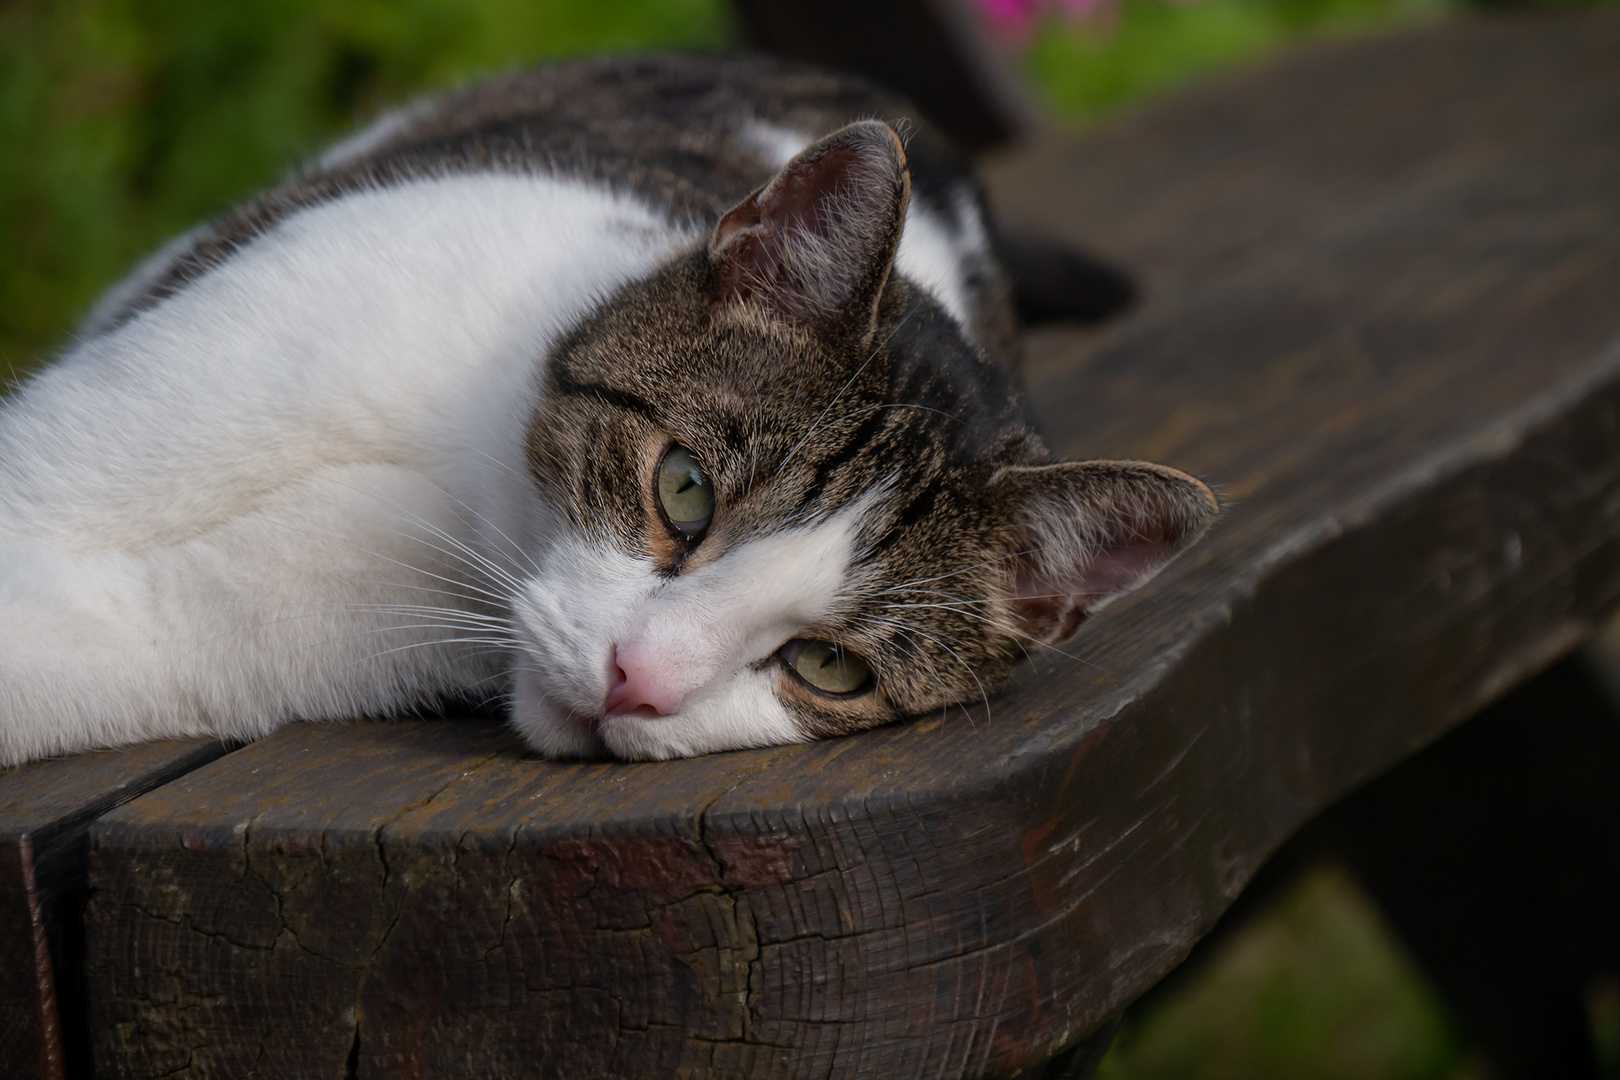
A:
[85,13,1620,1078]
[0,739,232,1080]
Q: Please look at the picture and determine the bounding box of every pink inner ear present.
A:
[1071,536,1172,604]
[1009,532,1177,642]
[766,147,862,237]
[712,145,865,298]
[711,198,780,290]
[712,199,762,251]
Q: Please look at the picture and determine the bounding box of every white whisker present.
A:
[342,637,517,671]
[318,474,531,595]
[854,612,986,729]
[875,548,1033,595]
[264,519,516,609]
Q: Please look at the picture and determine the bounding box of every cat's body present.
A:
[0,55,1215,766]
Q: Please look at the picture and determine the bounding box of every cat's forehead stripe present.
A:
[795,409,893,512]
[551,367,659,420]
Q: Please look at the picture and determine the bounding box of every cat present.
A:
[0,54,1216,766]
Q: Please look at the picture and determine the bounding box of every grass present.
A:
[1021,0,1453,123]
[1096,866,1483,1080]
[0,0,731,379]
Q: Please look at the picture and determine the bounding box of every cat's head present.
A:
[510,121,1216,759]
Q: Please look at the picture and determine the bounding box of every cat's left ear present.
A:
[710,120,910,346]
[991,461,1219,642]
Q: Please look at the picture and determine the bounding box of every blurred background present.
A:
[2,1,1617,1076]
[0,0,1506,385]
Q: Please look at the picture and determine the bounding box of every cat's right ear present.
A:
[709,121,910,347]
[991,461,1219,643]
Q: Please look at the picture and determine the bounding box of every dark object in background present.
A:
[731,0,1033,153]
[1320,654,1620,1080]
[995,226,1138,323]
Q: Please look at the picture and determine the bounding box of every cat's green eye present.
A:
[781,639,873,696]
[657,445,715,536]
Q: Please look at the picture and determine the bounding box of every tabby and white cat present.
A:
[0,55,1215,765]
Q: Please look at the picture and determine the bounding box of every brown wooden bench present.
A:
[6,11,1620,1078]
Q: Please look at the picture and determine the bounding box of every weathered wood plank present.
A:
[1,739,232,1080]
[84,719,515,1078]
[84,12,1620,1079]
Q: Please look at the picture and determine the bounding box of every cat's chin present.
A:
[510,710,607,760]
[506,665,608,759]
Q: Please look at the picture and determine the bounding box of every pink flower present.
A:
[976,0,1041,39]
[973,0,1200,44]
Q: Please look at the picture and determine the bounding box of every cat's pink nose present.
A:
[602,644,680,717]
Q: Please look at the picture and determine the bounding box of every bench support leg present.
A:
[1317,652,1620,1080]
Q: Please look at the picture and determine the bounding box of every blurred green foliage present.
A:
[1096,867,1483,1080]
[1023,0,1453,122]
[6,0,1620,379]
[0,0,730,377]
